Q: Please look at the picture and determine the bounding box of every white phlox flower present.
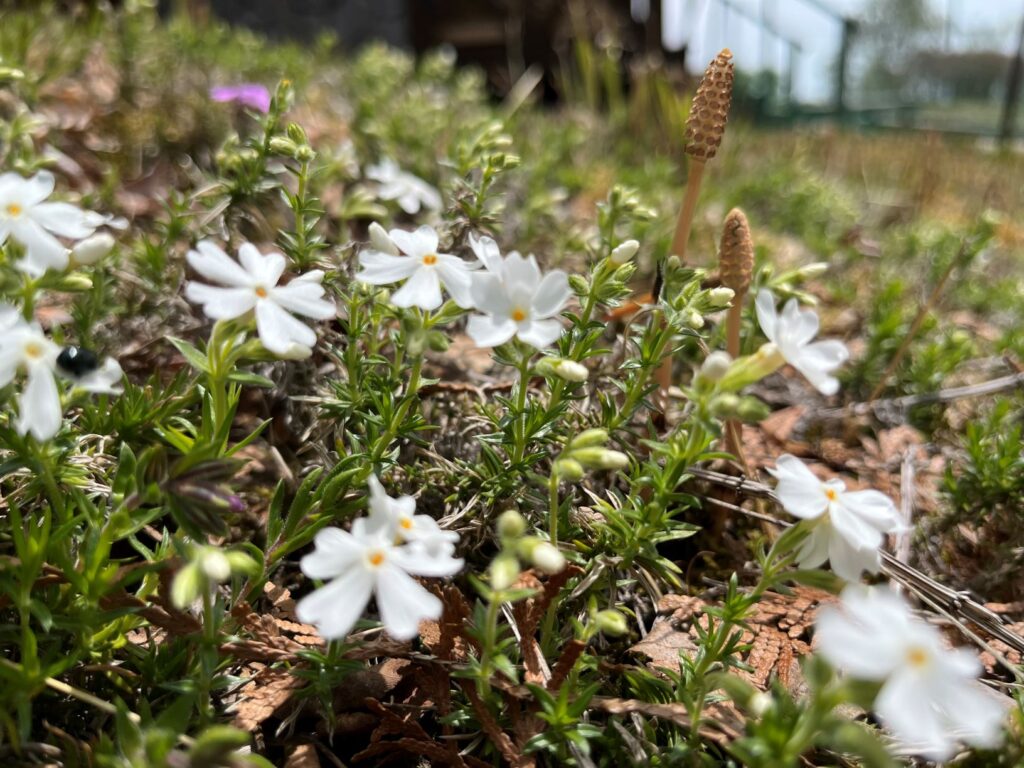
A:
[184,241,336,356]
[755,289,849,395]
[366,158,442,215]
[366,474,458,559]
[815,585,1007,761]
[465,233,571,349]
[768,454,904,582]
[356,225,475,310]
[0,171,109,275]
[297,476,463,641]
[0,306,123,441]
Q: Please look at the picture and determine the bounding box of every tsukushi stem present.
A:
[654,49,734,411]
[719,208,754,464]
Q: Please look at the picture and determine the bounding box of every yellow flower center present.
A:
[399,518,413,530]
[906,646,929,668]
[6,203,22,217]
[255,286,268,298]
[24,341,44,359]
[824,488,838,502]
[368,550,385,567]
[511,308,527,322]
[422,254,437,266]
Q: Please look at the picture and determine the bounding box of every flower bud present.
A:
[706,286,735,309]
[748,691,773,717]
[595,609,629,637]
[53,273,93,292]
[717,343,786,392]
[368,222,399,255]
[568,428,609,449]
[197,547,232,582]
[709,393,741,419]
[609,239,639,266]
[797,262,828,279]
[530,541,566,575]
[571,447,630,471]
[553,458,585,481]
[699,351,733,383]
[537,357,588,382]
[613,262,637,283]
[496,509,527,540]
[268,136,299,157]
[71,233,115,265]
[426,330,450,352]
[568,275,590,296]
[171,562,201,609]
[736,396,771,422]
[225,550,260,577]
[295,145,317,163]
[286,122,309,145]
[686,310,705,329]
[490,553,521,590]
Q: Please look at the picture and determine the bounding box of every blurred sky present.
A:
[655,0,1024,103]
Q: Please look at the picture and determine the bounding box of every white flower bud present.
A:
[571,447,630,471]
[496,509,527,539]
[198,547,231,583]
[490,554,521,590]
[553,359,588,382]
[70,233,115,265]
[368,222,399,255]
[699,351,733,383]
[531,542,566,575]
[798,262,828,279]
[609,239,639,265]
[595,609,629,636]
[568,428,609,449]
[686,310,705,329]
[706,287,735,309]
[749,691,773,717]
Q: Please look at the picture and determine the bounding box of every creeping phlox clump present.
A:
[0,38,1015,767]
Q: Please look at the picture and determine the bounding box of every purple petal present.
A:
[210,84,272,114]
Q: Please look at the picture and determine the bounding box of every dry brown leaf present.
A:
[632,587,830,695]
[231,667,305,731]
[284,743,321,768]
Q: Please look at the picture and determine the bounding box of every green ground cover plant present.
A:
[0,3,1022,766]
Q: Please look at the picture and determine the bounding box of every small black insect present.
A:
[57,346,100,378]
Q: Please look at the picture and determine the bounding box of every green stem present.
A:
[370,354,423,467]
[548,471,560,547]
[510,353,532,465]
[478,592,501,697]
[198,587,217,725]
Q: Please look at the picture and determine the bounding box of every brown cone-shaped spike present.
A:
[719,208,753,296]
[685,49,734,161]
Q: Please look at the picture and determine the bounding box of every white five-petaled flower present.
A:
[0,171,108,275]
[366,475,458,559]
[297,476,463,641]
[755,289,848,396]
[0,305,123,441]
[184,241,336,357]
[465,234,571,349]
[366,158,442,215]
[356,225,475,310]
[816,585,1006,761]
[769,454,903,582]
